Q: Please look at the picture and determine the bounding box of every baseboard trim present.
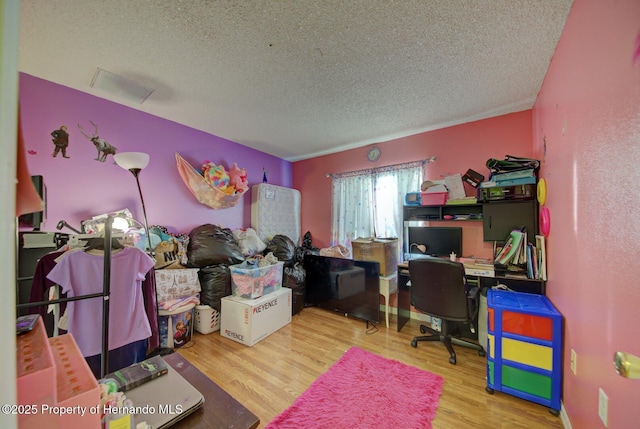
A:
[560,402,572,429]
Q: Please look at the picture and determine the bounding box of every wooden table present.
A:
[164,352,260,429]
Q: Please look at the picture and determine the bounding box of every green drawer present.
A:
[488,360,494,385]
[502,365,551,400]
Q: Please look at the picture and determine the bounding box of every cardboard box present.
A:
[351,238,398,276]
[221,287,292,346]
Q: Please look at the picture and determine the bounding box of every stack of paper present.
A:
[464,262,495,278]
[444,174,466,200]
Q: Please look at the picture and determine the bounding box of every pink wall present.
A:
[19,74,292,236]
[533,0,640,427]
[293,110,534,260]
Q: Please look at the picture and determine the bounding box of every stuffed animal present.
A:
[228,162,249,194]
[201,161,230,191]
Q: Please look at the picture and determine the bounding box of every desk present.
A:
[396,261,545,333]
[165,353,260,429]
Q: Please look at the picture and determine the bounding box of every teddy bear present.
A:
[228,162,249,194]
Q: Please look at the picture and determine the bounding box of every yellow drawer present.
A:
[502,338,552,370]
[488,334,495,359]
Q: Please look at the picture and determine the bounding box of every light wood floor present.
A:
[178,307,563,428]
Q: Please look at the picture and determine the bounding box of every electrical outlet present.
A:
[570,349,577,375]
[598,388,608,427]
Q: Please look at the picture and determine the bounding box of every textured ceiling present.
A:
[18,0,573,161]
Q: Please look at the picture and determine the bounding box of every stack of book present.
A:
[480,169,537,188]
[462,259,495,277]
[445,196,478,205]
[494,229,547,280]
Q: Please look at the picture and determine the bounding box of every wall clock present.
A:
[367,147,381,162]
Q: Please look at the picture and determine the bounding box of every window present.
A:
[330,161,424,253]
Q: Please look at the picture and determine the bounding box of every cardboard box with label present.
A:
[220,287,292,346]
[351,238,398,276]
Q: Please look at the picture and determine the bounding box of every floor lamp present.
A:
[113,152,153,256]
[114,152,170,356]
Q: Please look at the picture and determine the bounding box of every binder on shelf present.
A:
[526,243,534,279]
[495,229,525,266]
[536,234,548,281]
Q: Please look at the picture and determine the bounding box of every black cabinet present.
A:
[482,200,538,242]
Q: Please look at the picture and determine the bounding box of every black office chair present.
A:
[409,258,485,365]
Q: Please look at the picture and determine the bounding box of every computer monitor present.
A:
[404,224,462,258]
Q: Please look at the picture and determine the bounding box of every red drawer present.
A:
[502,310,552,341]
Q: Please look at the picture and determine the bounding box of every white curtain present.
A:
[330,161,424,253]
[330,173,374,248]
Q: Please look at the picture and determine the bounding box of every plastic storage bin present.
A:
[486,289,562,415]
[230,261,284,299]
[420,191,447,206]
[159,302,195,349]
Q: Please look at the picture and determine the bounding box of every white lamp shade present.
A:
[114,152,150,170]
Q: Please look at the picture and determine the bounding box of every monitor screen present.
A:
[405,226,462,257]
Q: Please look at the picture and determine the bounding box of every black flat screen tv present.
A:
[405,225,463,257]
[303,254,380,324]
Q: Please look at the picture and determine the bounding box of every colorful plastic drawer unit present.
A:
[486,289,562,415]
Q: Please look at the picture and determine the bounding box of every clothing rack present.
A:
[100,217,114,377]
[16,217,117,378]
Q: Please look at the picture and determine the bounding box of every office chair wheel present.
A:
[478,349,486,357]
[411,339,418,348]
[486,387,494,394]
[449,356,456,365]
[420,325,428,334]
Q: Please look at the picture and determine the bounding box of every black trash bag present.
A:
[294,245,319,265]
[284,262,306,316]
[264,234,296,263]
[187,224,245,268]
[296,231,320,264]
[302,231,320,251]
[284,262,306,286]
[197,264,231,312]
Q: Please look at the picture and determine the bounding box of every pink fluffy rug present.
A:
[265,347,444,429]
